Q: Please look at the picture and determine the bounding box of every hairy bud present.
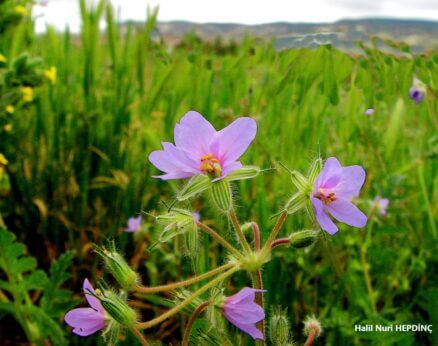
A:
[99,291,137,328]
[156,208,198,243]
[303,315,322,338]
[225,166,260,181]
[96,246,139,291]
[269,306,291,346]
[289,230,320,248]
[210,179,233,212]
[177,174,211,201]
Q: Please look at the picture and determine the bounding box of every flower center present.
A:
[200,153,222,177]
[314,188,336,205]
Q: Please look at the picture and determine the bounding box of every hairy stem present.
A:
[359,238,377,314]
[182,301,210,346]
[136,266,239,329]
[270,237,290,249]
[259,211,288,260]
[130,327,150,346]
[251,270,266,345]
[196,221,242,258]
[228,209,252,255]
[251,222,260,251]
[304,331,316,346]
[135,262,236,294]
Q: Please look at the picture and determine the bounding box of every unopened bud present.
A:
[289,230,320,248]
[97,247,139,291]
[210,179,232,212]
[177,174,211,201]
[303,315,322,338]
[99,291,137,328]
[289,170,309,191]
[307,158,323,185]
[284,192,307,215]
[225,166,260,182]
[157,209,198,243]
[269,306,291,346]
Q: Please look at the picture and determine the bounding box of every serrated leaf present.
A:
[23,270,49,290]
[15,257,37,273]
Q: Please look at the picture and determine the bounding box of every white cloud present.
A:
[34,0,438,33]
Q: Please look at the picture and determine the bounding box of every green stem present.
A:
[135,262,236,294]
[259,211,288,261]
[182,301,210,346]
[251,270,266,346]
[130,327,149,346]
[136,266,239,329]
[228,209,252,255]
[359,231,377,314]
[196,221,242,258]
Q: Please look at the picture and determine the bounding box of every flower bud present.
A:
[225,166,260,181]
[210,179,232,212]
[289,230,320,248]
[289,170,309,191]
[156,208,198,243]
[177,174,211,201]
[269,306,291,346]
[307,158,322,185]
[284,192,307,215]
[303,315,322,338]
[99,291,137,328]
[97,247,139,291]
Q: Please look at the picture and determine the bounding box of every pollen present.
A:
[200,153,221,176]
[314,189,336,205]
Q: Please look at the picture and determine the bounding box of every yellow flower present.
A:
[43,66,57,85]
[0,154,8,176]
[5,105,14,114]
[22,86,34,103]
[4,124,13,132]
[0,54,6,63]
[14,5,28,16]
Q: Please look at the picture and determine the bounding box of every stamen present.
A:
[200,153,222,176]
[314,189,337,205]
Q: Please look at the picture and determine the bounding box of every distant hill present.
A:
[147,18,438,52]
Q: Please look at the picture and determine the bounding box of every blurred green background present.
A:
[0,0,437,345]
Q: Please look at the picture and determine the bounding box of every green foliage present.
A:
[0,228,75,345]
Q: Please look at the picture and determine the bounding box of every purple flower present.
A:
[364,108,374,116]
[64,279,105,336]
[124,216,142,233]
[373,196,389,216]
[409,78,425,104]
[222,287,266,340]
[148,111,257,180]
[311,157,367,235]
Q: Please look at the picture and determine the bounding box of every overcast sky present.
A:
[34,0,438,32]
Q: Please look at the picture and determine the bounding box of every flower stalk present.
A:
[228,209,252,255]
[136,266,239,330]
[195,221,242,258]
[134,262,236,294]
[182,301,210,346]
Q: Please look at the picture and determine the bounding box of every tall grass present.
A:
[1,1,437,344]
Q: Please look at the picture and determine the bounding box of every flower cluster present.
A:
[65,111,369,344]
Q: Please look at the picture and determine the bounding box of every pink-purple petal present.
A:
[311,197,339,234]
[211,117,257,166]
[224,314,265,340]
[316,157,343,189]
[333,165,366,199]
[327,199,367,228]
[64,307,105,336]
[83,279,103,312]
[174,111,216,160]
